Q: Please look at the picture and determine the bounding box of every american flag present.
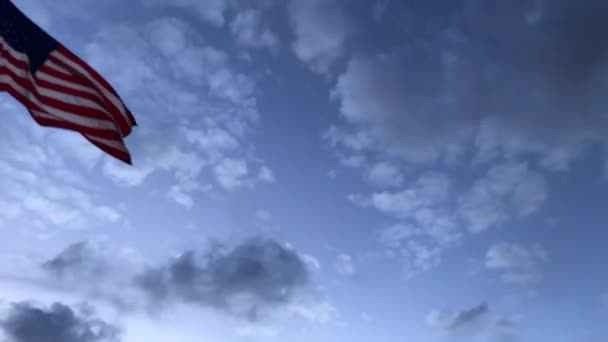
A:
[0,0,137,164]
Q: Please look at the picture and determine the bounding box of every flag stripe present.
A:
[46,53,132,136]
[83,134,131,164]
[2,39,125,131]
[2,59,109,114]
[0,1,136,164]
[0,74,121,136]
[0,65,117,125]
[50,48,134,133]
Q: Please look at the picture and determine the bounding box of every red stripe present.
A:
[1,42,134,164]
[35,77,107,108]
[42,57,97,89]
[0,42,28,69]
[51,47,133,135]
[57,45,121,98]
[0,81,123,141]
[84,135,132,165]
[0,65,117,123]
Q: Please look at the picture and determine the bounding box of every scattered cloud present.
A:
[141,0,228,27]
[459,162,548,233]
[0,302,120,342]
[426,302,489,331]
[368,162,404,188]
[332,1,608,166]
[288,0,353,74]
[355,172,460,276]
[334,254,356,276]
[214,158,249,190]
[79,15,269,204]
[300,254,322,273]
[258,166,276,183]
[231,9,278,50]
[486,243,549,285]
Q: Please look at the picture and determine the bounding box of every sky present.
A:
[0,0,607,341]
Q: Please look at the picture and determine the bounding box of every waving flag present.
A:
[0,0,136,164]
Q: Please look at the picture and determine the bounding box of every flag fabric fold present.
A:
[0,0,136,164]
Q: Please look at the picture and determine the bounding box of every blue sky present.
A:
[1,0,607,341]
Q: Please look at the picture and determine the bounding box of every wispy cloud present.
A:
[288,0,353,74]
[486,242,549,285]
[426,303,489,331]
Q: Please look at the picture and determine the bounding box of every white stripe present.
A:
[36,86,108,113]
[0,74,118,131]
[1,55,103,112]
[51,51,130,123]
[85,134,128,152]
[36,71,98,95]
[0,41,118,124]
[0,38,28,64]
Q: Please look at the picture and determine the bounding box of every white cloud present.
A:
[288,0,352,74]
[258,166,276,183]
[368,162,404,187]
[356,172,460,276]
[334,254,356,276]
[255,210,272,222]
[142,0,228,26]
[300,254,322,272]
[369,172,452,219]
[231,9,278,50]
[286,295,338,323]
[459,162,548,233]
[214,158,249,190]
[486,243,549,285]
[78,16,268,204]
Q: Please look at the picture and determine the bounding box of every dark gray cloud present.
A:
[134,238,310,319]
[42,242,108,281]
[427,302,489,331]
[1,302,120,342]
[334,0,608,165]
[451,302,488,329]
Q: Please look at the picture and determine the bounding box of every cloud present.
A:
[0,113,122,230]
[39,239,327,321]
[486,243,549,285]
[334,254,356,276]
[358,163,549,277]
[133,239,311,320]
[214,158,249,190]
[231,9,278,50]
[72,16,271,203]
[368,172,452,219]
[354,172,461,276]
[42,242,108,282]
[332,0,608,166]
[459,162,548,233]
[0,302,120,342]
[368,162,404,187]
[288,0,353,74]
[141,0,228,26]
[426,302,489,331]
